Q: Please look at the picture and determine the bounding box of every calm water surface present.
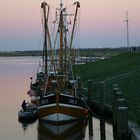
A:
[0,57,113,140]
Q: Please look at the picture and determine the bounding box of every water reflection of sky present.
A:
[0,56,41,65]
[0,57,113,140]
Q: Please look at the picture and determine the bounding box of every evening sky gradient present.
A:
[0,0,140,51]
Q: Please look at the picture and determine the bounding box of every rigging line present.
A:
[42,3,55,72]
[75,4,81,46]
[44,0,56,10]
[73,18,78,46]
[49,8,57,41]
[53,25,59,50]
[31,8,46,78]
[70,5,81,96]
[48,11,58,74]
[52,8,60,50]
[77,7,81,49]
[63,4,75,42]
[64,3,74,10]
[51,20,56,40]
[40,7,46,65]
[40,7,45,49]
[69,3,79,50]
[74,11,80,55]
[50,12,59,56]
[82,98,99,117]
[32,57,40,81]
[53,34,58,64]
[43,74,50,96]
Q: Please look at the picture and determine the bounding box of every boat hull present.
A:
[37,94,88,122]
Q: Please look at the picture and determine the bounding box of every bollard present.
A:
[99,82,106,140]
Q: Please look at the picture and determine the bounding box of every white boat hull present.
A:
[41,113,77,122]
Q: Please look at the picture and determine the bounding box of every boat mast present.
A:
[41,2,49,74]
[64,26,68,74]
[69,2,80,50]
[59,2,64,74]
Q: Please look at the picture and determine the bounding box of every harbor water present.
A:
[0,57,113,140]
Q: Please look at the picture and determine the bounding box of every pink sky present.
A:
[0,0,140,50]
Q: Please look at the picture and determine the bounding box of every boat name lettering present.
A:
[69,99,77,104]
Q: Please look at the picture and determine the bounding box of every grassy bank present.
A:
[74,52,140,125]
[0,47,132,57]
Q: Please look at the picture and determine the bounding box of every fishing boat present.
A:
[27,1,89,122]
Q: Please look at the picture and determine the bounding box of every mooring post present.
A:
[112,85,129,140]
[113,91,124,120]
[117,99,126,107]
[87,80,93,137]
[113,86,120,118]
[112,86,122,140]
[88,113,93,137]
[113,84,118,89]
[116,107,129,140]
[99,81,106,140]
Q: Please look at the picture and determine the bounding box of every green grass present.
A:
[78,48,123,57]
[74,52,140,125]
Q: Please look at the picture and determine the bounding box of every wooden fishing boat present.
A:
[27,1,89,122]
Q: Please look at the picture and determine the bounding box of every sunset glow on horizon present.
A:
[0,0,140,50]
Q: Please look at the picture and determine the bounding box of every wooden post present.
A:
[112,87,123,140]
[113,84,118,89]
[116,107,129,140]
[112,85,119,140]
[87,80,93,137]
[88,113,93,137]
[116,91,123,99]
[87,80,93,101]
[112,85,129,140]
[117,99,126,107]
[99,82,106,140]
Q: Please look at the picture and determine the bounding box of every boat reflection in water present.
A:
[18,118,37,134]
[38,119,87,140]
